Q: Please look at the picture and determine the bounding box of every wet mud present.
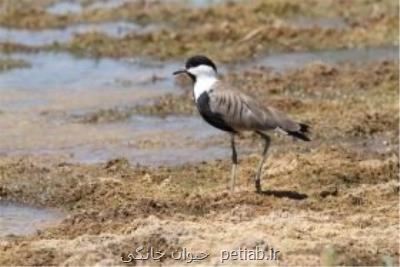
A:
[0,0,398,61]
[1,55,398,265]
[0,0,398,266]
[0,143,398,265]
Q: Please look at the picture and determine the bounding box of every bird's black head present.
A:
[185,55,217,73]
[173,55,217,82]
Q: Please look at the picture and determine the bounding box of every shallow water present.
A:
[0,52,179,110]
[46,0,233,15]
[0,16,346,47]
[288,17,347,29]
[0,114,227,166]
[72,144,229,165]
[86,0,137,11]
[0,203,63,236]
[47,0,135,15]
[249,46,398,72]
[0,21,156,46]
[0,52,178,91]
[0,51,225,166]
[183,0,233,7]
[0,46,397,166]
[1,47,395,94]
[73,116,230,165]
[46,1,83,15]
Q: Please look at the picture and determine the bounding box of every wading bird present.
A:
[173,55,310,193]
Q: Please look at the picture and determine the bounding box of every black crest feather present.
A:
[185,55,217,73]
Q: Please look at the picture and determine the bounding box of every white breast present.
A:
[194,76,217,101]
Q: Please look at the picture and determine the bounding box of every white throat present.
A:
[194,76,217,101]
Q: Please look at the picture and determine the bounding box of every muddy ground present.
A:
[0,0,398,61]
[0,0,399,266]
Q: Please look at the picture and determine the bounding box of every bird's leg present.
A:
[230,134,238,192]
[254,133,271,193]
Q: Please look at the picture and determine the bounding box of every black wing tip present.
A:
[288,123,311,141]
[299,123,310,134]
[288,131,311,141]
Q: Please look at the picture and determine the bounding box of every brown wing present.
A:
[207,85,302,133]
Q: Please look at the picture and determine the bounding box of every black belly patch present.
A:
[196,91,236,133]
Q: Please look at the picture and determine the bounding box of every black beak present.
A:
[173,69,187,75]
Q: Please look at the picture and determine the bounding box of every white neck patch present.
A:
[194,76,217,101]
[187,64,218,101]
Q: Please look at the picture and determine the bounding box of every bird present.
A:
[173,55,310,193]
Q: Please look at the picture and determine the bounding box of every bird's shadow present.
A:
[257,189,308,200]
